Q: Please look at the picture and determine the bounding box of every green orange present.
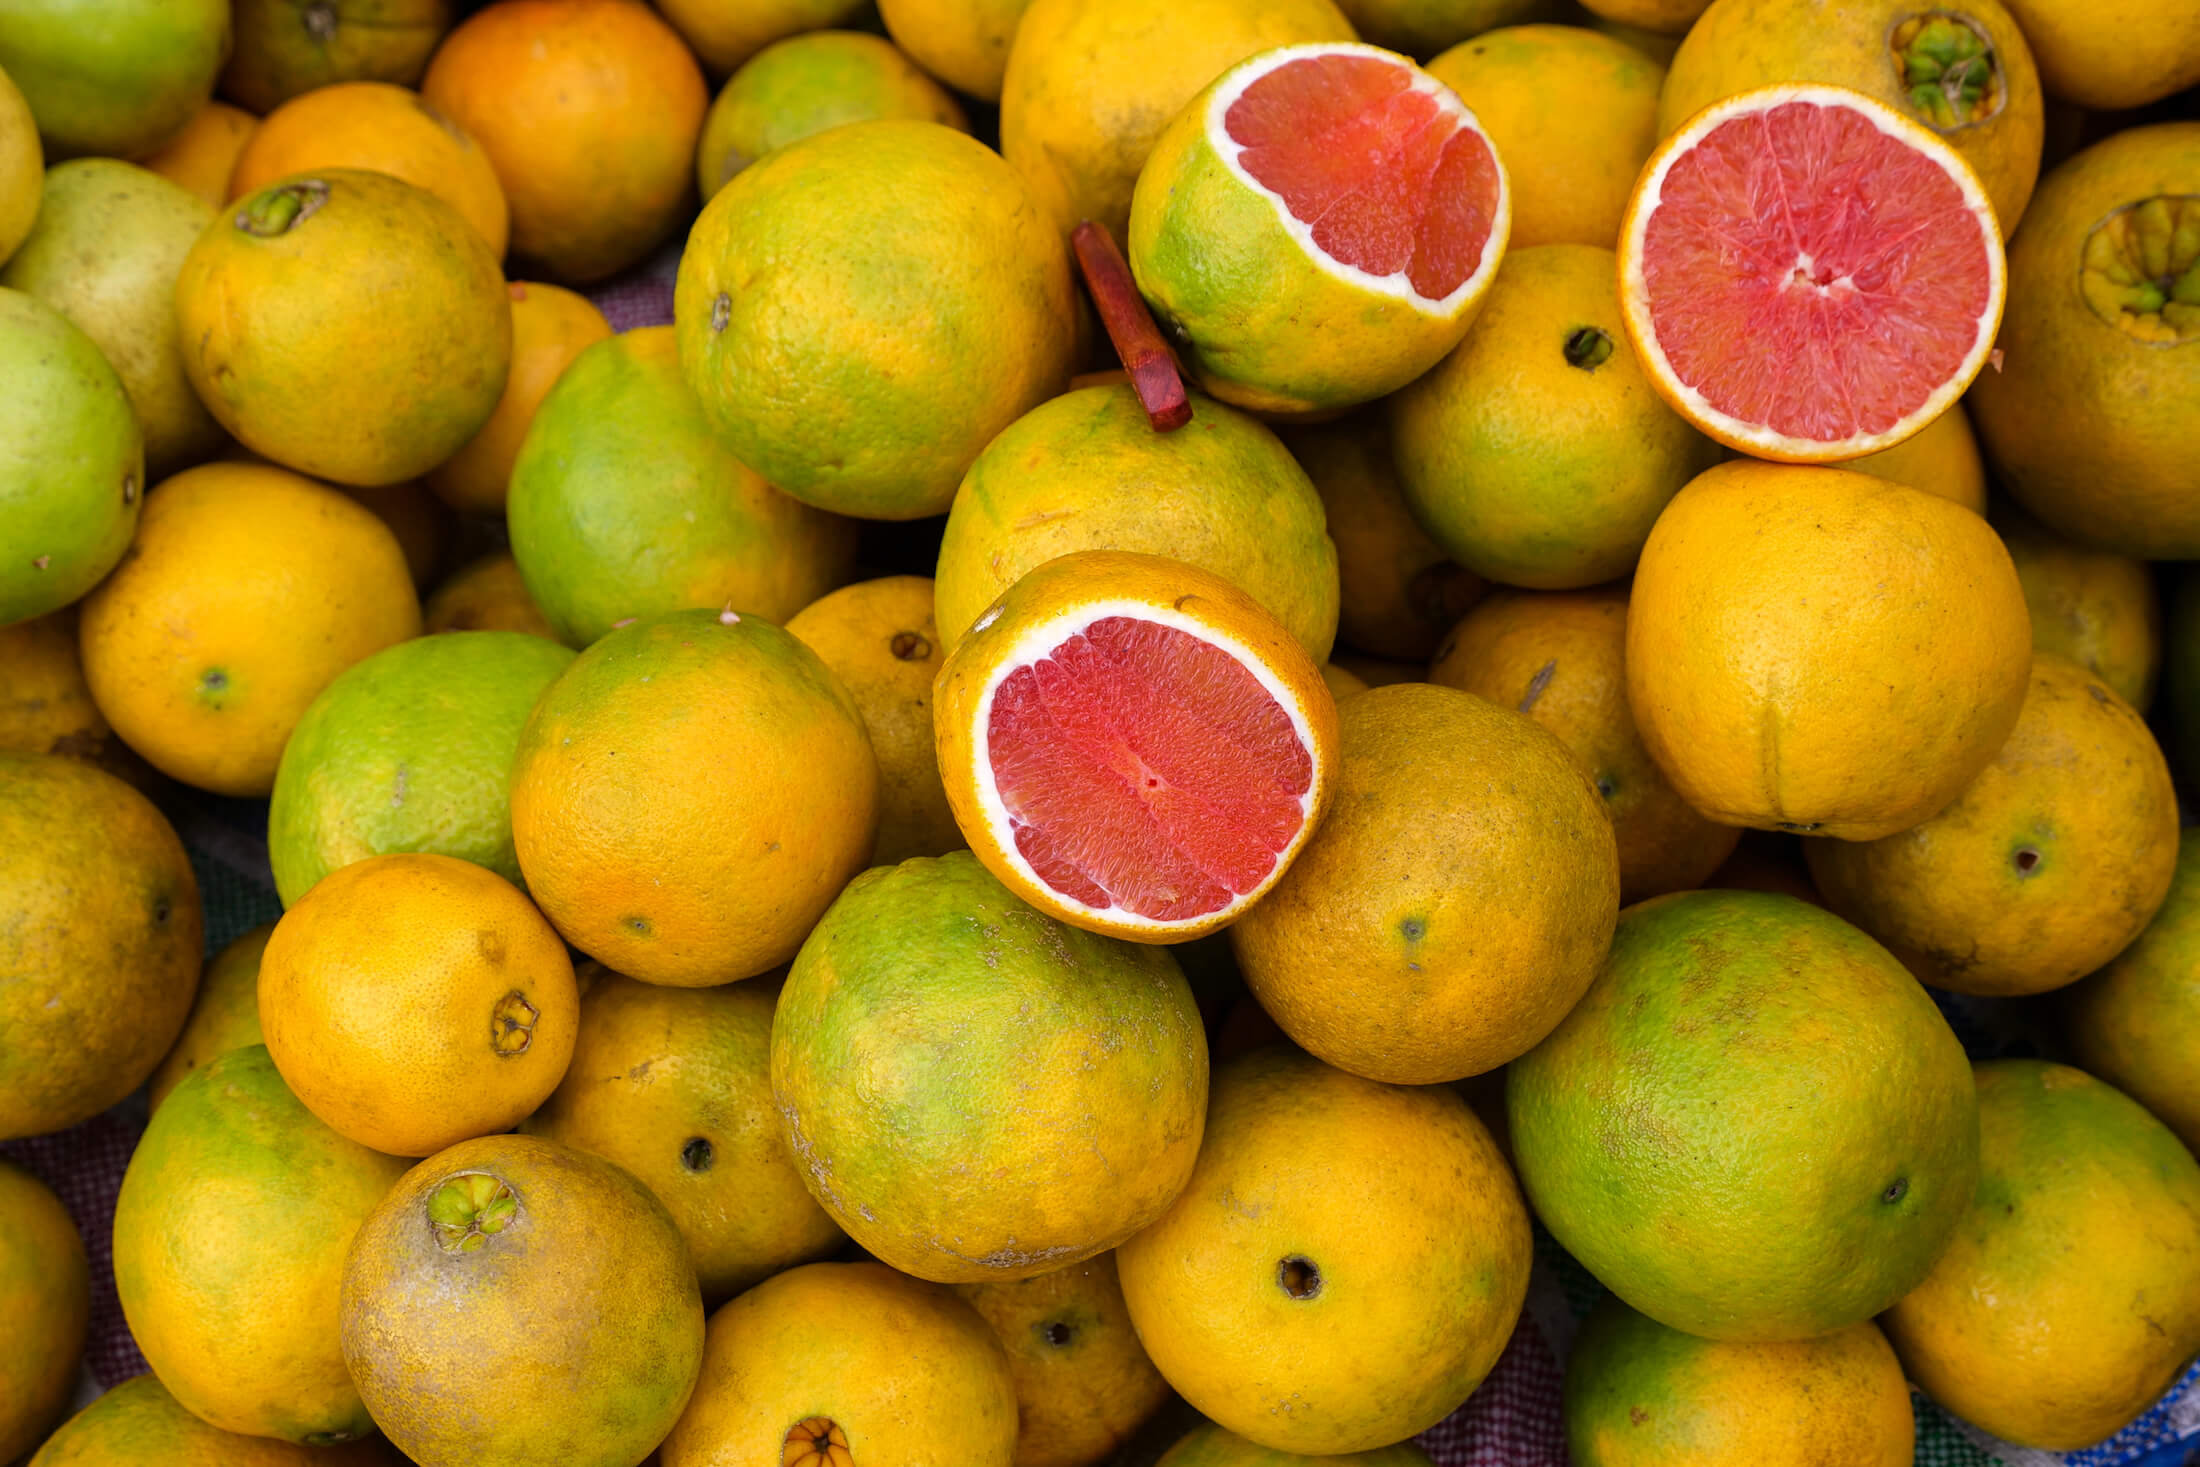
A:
[174,168,510,488]
[508,326,855,645]
[676,119,1076,520]
[2063,829,2200,1153]
[0,159,224,478]
[1508,890,1979,1341]
[773,851,1207,1282]
[695,30,967,199]
[29,1375,404,1467]
[0,288,142,627]
[220,0,452,115]
[114,1045,407,1444]
[267,630,576,904]
[0,0,230,160]
[935,383,1339,662]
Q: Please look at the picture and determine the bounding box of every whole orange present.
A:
[77,461,420,797]
[422,0,708,283]
[509,608,878,986]
[220,0,454,115]
[258,853,579,1156]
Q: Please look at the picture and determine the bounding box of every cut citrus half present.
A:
[1128,42,1510,418]
[934,550,1339,943]
[1618,84,2006,462]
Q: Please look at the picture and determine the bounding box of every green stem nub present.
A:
[1563,326,1615,370]
[236,180,330,238]
[1892,13,2001,128]
[2081,195,2200,343]
[428,1173,519,1253]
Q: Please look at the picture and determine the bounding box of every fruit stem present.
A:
[1071,222,1192,433]
[236,180,330,238]
[1890,15,2001,128]
[427,1173,519,1253]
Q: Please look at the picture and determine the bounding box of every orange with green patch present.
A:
[341,1134,704,1467]
[2064,830,2200,1153]
[772,851,1207,1282]
[1508,890,1980,1341]
[1563,1297,1913,1465]
[113,1046,406,1445]
[221,0,452,114]
[29,1374,405,1467]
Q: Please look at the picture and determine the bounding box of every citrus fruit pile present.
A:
[1,1,2198,1465]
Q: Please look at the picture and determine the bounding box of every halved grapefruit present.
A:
[1617,84,2006,462]
[934,550,1339,943]
[1127,42,1510,418]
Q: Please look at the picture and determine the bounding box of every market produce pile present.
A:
[1,0,2198,1464]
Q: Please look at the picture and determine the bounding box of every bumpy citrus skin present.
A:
[510,608,879,986]
[2063,830,2200,1151]
[661,1262,1019,1467]
[1884,1061,2200,1450]
[268,630,576,904]
[148,923,273,1111]
[1427,26,1663,250]
[655,0,867,76]
[1230,682,1619,1084]
[175,169,510,487]
[29,1374,404,1467]
[1,160,224,479]
[230,82,508,258]
[1806,654,2178,996]
[114,1046,407,1444]
[1508,890,1980,1341]
[1970,125,2200,557]
[935,384,1340,664]
[1283,413,1481,661]
[220,0,451,115]
[341,1134,704,1467]
[77,461,420,797]
[1658,0,2042,235]
[0,289,142,628]
[258,853,578,1156]
[952,1253,1173,1467]
[1156,1424,1435,1466]
[1119,1049,1532,1454]
[523,970,845,1303]
[425,282,610,514]
[422,0,705,284]
[1626,461,2032,841]
[1839,400,1988,513]
[508,327,855,645]
[1992,0,2200,109]
[1430,588,1740,903]
[784,576,964,866]
[695,30,967,199]
[0,0,229,160]
[1995,507,2160,710]
[1564,1298,1914,1466]
[774,852,1208,1282]
[878,0,1031,100]
[1128,45,1509,417]
[0,1160,86,1462]
[1389,244,1717,588]
[933,550,1339,942]
[676,120,1076,520]
[0,753,202,1141]
[999,0,1357,244]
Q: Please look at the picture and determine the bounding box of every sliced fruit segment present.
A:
[935,551,1338,941]
[1618,83,2005,460]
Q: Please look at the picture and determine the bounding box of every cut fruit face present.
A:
[971,603,1321,931]
[1210,43,1509,316]
[1618,84,2007,461]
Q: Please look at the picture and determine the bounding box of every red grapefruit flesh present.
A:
[1222,48,1504,305]
[986,617,1315,925]
[1619,85,2005,460]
